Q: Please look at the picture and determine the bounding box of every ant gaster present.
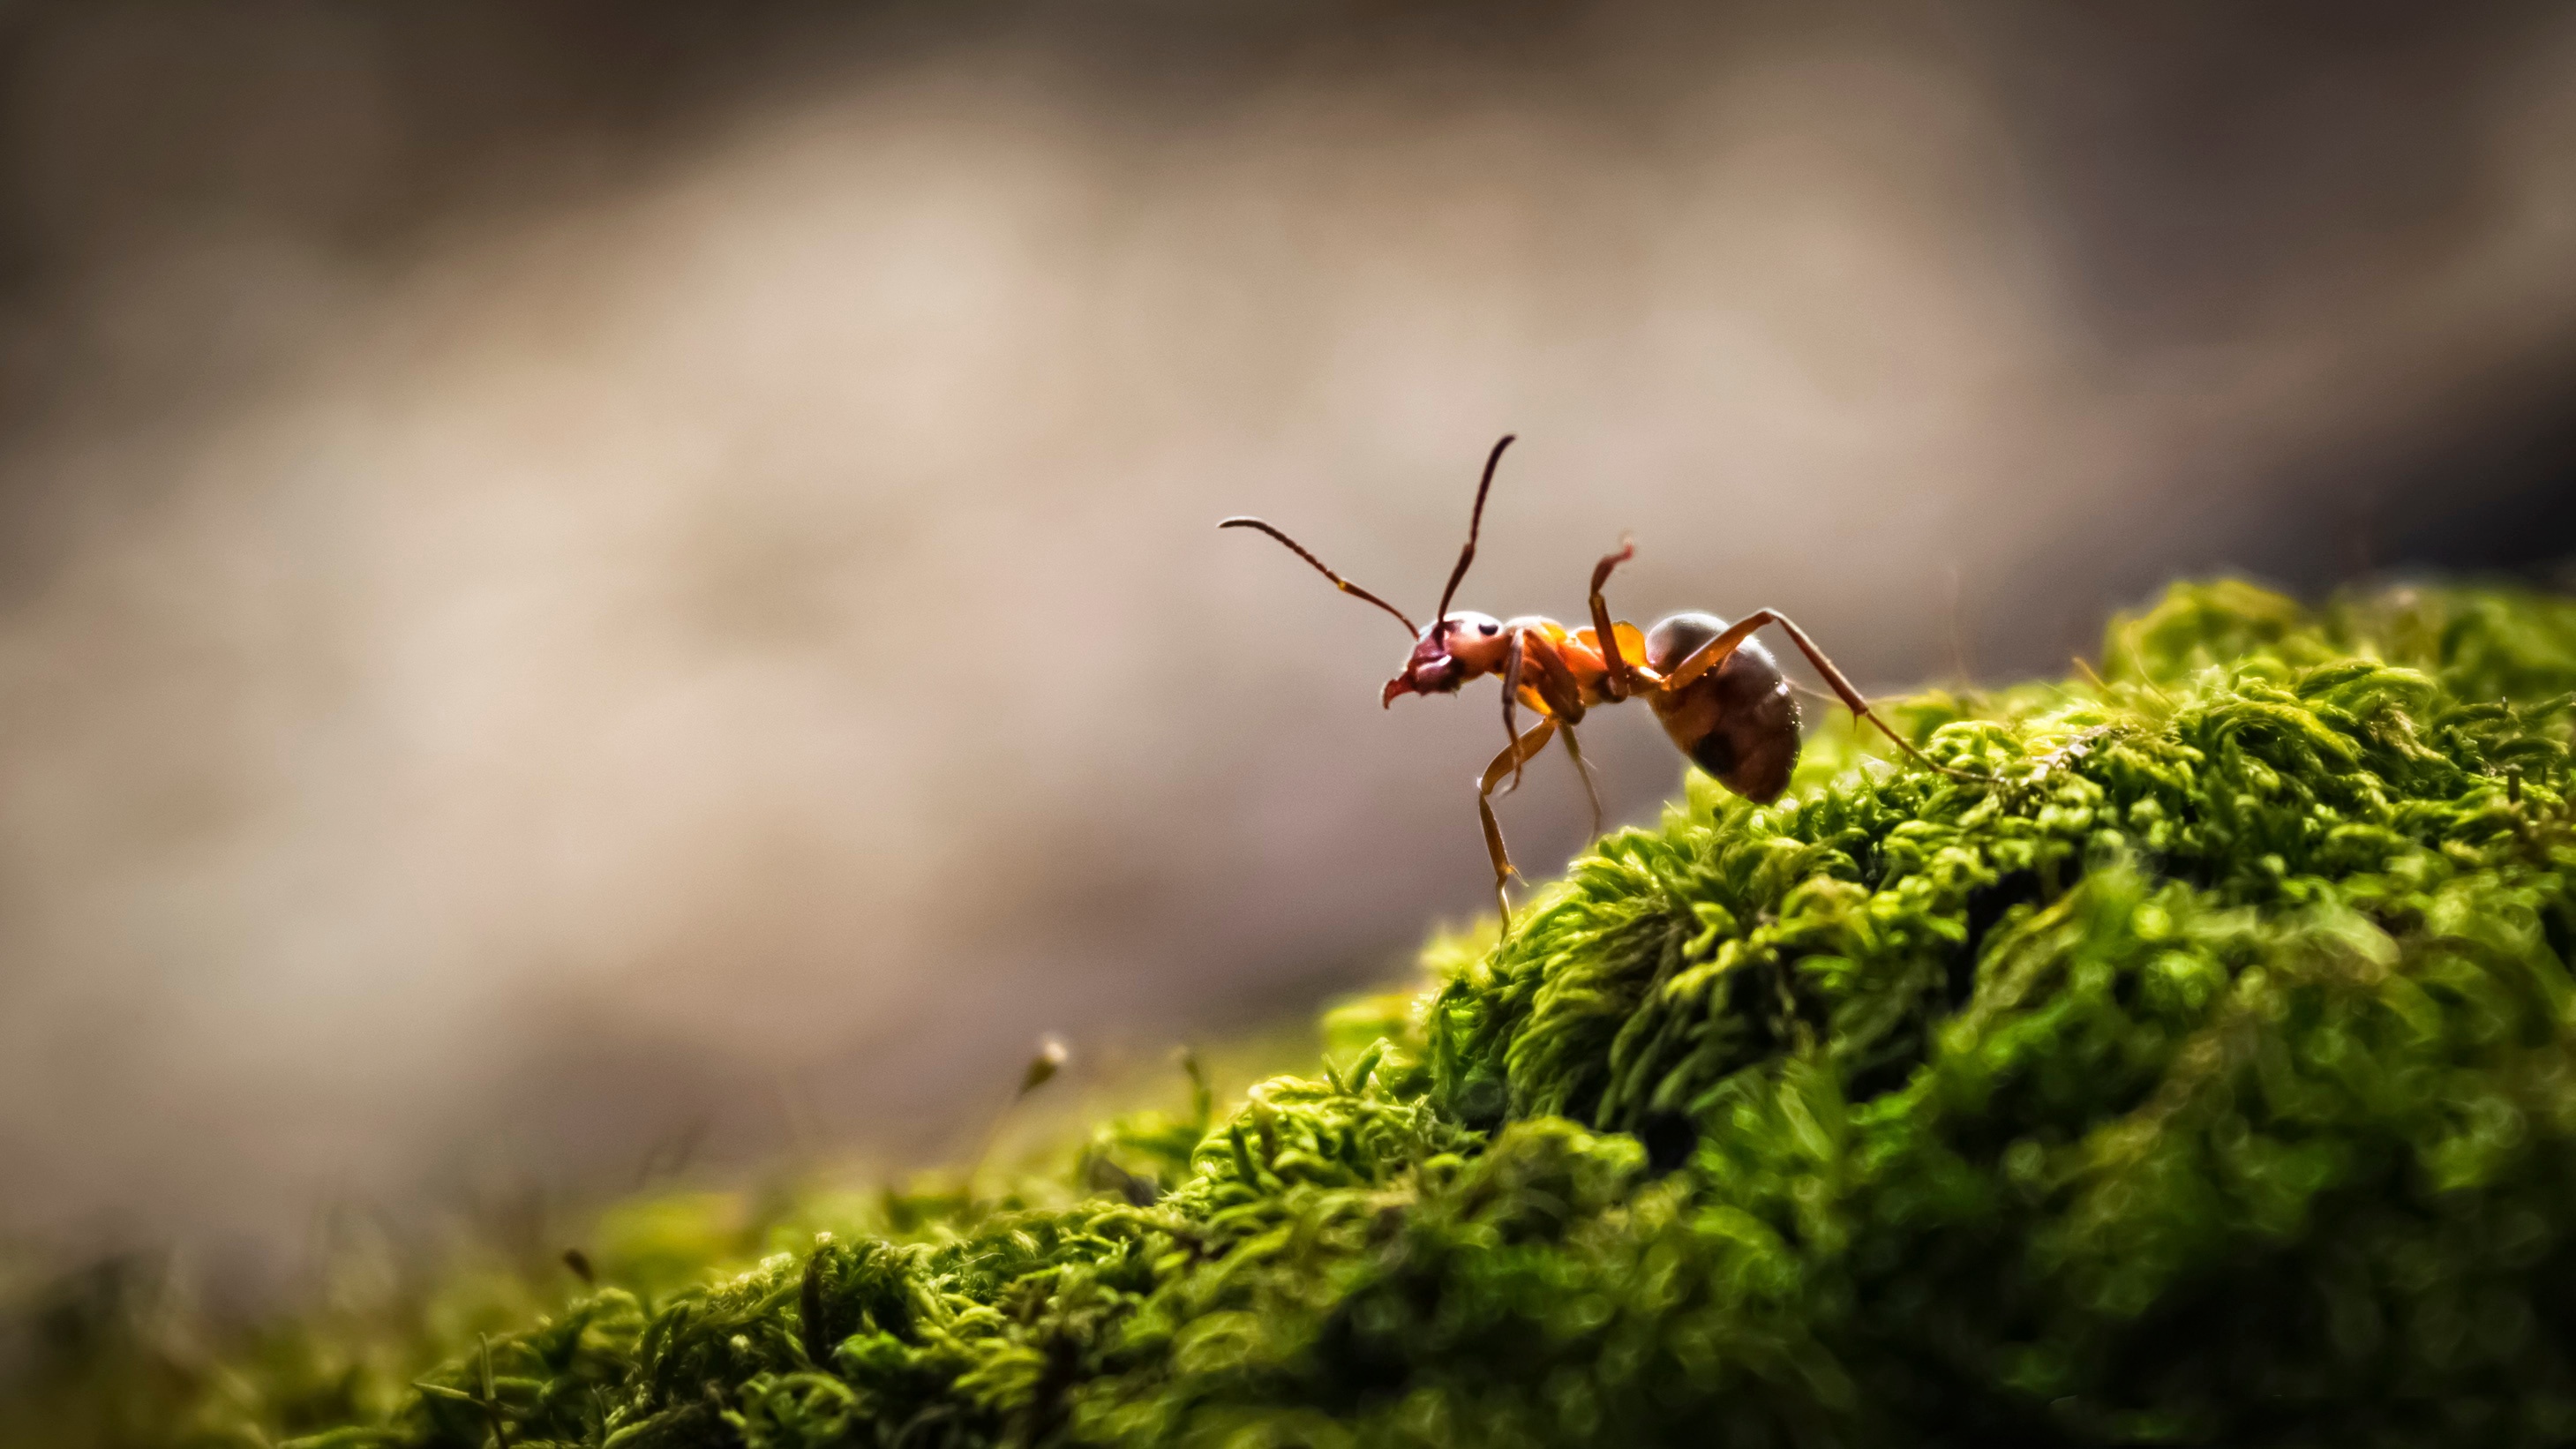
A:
[1222,435,1977,930]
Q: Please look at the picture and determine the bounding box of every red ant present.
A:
[1222,435,1976,928]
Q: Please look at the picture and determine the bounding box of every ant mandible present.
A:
[1221,434,1977,930]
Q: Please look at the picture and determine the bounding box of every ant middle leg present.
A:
[1558,723,1603,838]
[1664,609,1986,783]
[1587,538,1649,697]
[1477,717,1559,931]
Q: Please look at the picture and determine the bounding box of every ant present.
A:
[1222,435,1978,928]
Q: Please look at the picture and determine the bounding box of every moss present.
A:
[16,578,2576,1448]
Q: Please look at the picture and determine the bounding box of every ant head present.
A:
[1383,612,1507,706]
[1221,434,1520,707]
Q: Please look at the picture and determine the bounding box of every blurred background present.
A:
[2,0,2573,1304]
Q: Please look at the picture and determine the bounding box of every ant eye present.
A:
[1479,622,1499,636]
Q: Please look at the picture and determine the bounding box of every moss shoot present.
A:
[16,578,2576,1448]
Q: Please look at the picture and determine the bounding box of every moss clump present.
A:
[41,579,2576,1448]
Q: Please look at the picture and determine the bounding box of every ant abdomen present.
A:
[1643,612,1802,803]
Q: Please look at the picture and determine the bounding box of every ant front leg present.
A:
[1498,628,1529,792]
[1504,633,1576,792]
[1664,609,1985,783]
[1477,717,1559,933]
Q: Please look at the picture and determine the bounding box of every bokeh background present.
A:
[3,0,2574,1300]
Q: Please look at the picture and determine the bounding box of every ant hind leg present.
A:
[1680,609,1986,784]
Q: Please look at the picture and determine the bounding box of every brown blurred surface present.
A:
[0,0,2572,1283]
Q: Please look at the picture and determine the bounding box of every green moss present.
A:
[15,579,2576,1448]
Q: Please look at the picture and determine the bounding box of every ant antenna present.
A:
[1220,517,1419,635]
[1437,435,1515,624]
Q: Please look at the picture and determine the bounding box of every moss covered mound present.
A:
[240,582,2576,1446]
